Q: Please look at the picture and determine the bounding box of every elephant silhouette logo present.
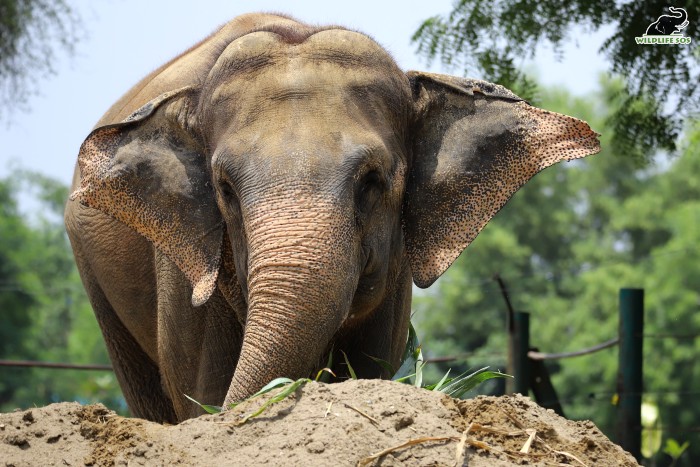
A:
[636,7,692,45]
[645,7,689,36]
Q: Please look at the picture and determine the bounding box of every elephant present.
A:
[64,13,600,423]
[645,7,689,35]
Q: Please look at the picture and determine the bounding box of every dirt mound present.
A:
[1,379,637,466]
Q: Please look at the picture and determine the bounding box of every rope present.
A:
[0,359,113,371]
[527,338,619,361]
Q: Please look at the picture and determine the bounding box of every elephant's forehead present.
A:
[216,28,397,69]
[205,29,408,105]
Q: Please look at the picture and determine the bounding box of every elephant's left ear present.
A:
[70,87,223,306]
[403,71,600,288]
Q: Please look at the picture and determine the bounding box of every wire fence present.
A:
[0,359,112,371]
[492,284,700,462]
[2,268,698,462]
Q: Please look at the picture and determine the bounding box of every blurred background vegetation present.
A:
[1,0,698,465]
[412,2,699,465]
[0,170,125,412]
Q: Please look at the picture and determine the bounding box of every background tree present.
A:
[0,178,36,405]
[412,0,700,157]
[0,0,80,118]
[0,171,124,413]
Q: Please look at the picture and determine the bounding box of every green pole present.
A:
[617,288,644,462]
[513,312,530,395]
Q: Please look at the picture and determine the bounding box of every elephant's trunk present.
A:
[224,192,357,405]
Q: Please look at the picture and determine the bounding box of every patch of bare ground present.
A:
[0,379,638,466]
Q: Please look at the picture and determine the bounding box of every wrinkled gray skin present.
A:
[65,13,600,423]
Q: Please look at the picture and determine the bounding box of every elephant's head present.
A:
[71,23,599,405]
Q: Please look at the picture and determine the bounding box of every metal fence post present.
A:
[511,311,530,395]
[617,288,644,462]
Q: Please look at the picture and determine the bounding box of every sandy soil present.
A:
[1,379,638,466]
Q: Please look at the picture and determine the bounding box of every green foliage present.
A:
[188,329,509,422]
[413,79,700,463]
[0,178,35,404]
[0,0,80,117]
[341,350,358,380]
[392,321,511,396]
[664,439,690,466]
[432,367,511,399]
[187,377,310,423]
[391,321,425,385]
[412,0,700,155]
[184,394,222,415]
[0,170,124,413]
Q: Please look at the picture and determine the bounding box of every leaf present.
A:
[426,369,452,392]
[340,350,357,379]
[663,438,690,460]
[438,367,512,399]
[184,394,222,414]
[393,372,417,384]
[254,377,296,395]
[414,350,425,389]
[366,354,395,376]
[227,377,296,410]
[241,378,309,423]
[402,321,421,363]
[317,347,335,383]
[315,368,336,382]
[393,322,422,382]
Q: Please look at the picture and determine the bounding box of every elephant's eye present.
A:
[219,180,236,200]
[357,170,384,215]
[217,179,243,220]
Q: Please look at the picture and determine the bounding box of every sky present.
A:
[1,0,609,190]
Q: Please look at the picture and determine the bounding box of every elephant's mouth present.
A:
[341,246,385,325]
[361,246,376,276]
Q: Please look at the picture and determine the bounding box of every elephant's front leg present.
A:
[155,252,243,420]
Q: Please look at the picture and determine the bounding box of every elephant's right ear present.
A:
[70,87,223,306]
[403,72,600,288]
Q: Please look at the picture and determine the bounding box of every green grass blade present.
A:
[254,377,296,395]
[438,367,512,398]
[393,372,416,383]
[392,357,416,381]
[393,321,423,383]
[366,354,395,376]
[414,354,425,388]
[241,378,309,423]
[184,394,222,414]
[341,350,357,380]
[401,321,420,363]
[391,323,423,387]
[315,367,336,382]
[227,377,297,410]
[317,349,334,383]
[425,369,451,392]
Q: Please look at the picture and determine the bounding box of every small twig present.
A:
[358,436,457,466]
[344,403,380,426]
[499,410,587,464]
[500,408,526,429]
[520,429,537,453]
[325,401,333,418]
[552,450,589,467]
[454,423,473,467]
[469,422,524,437]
